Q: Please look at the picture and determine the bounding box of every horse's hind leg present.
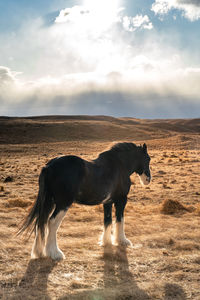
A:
[31,225,47,259]
[45,207,68,260]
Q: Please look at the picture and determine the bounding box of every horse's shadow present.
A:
[15,258,57,299]
[58,246,151,300]
[7,248,187,300]
[102,246,151,299]
[102,247,187,300]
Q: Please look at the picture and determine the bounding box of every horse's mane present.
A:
[110,142,137,152]
[97,142,138,160]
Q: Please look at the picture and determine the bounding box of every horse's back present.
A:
[47,155,84,168]
[46,155,86,192]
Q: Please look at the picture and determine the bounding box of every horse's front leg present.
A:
[114,196,132,246]
[100,203,113,246]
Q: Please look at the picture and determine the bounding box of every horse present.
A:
[18,142,151,260]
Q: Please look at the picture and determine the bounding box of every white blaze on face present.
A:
[139,173,151,186]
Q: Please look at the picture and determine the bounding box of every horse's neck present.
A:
[119,152,137,175]
[96,152,132,173]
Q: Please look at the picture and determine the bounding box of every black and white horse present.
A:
[19,142,151,260]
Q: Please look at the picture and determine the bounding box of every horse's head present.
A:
[136,143,151,186]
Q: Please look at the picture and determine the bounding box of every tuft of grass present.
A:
[160,199,190,215]
[4,176,14,183]
[174,241,200,251]
[5,198,32,208]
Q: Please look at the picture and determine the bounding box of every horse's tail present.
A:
[17,166,54,239]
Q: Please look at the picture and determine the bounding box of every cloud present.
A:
[0,66,20,103]
[0,66,16,85]
[1,62,200,117]
[122,14,153,31]
[152,0,200,20]
[0,3,199,118]
[178,0,200,6]
[0,4,154,82]
[55,4,120,37]
[55,6,90,23]
[55,5,153,34]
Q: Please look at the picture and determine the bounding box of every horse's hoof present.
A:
[120,238,132,247]
[46,249,65,260]
[53,253,65,261]
[115,238,132,247]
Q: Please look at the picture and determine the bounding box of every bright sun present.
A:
[83,0,121,12]
[54,0,125,75]
[82,0,122,32]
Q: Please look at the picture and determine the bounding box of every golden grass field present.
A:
[0,116,200,299]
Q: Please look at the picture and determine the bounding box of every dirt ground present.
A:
[0,116,200,299]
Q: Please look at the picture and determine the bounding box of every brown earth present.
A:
[0,115,200,299]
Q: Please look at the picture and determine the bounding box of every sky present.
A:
[0,0,200,118]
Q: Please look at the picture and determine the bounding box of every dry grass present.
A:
[195,204,200,216]
[0,116,200,299]
[5,198,32,208]
[160,199,190,215]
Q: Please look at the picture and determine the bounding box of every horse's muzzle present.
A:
[139,172,151,186]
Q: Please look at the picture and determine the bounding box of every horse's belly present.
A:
[75,190,111,206]
[75,196,102,205]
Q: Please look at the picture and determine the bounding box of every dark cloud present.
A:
[178,0,200,6]
[0,64,200,118]
[1,91,200,119]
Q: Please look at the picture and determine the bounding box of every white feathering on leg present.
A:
[100,224,112,246]
[31,226,46,259]
[45,210,66,260]
[114,218,132,246]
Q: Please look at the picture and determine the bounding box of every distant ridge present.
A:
[0,115,199,146]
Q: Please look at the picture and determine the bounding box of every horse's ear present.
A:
[143,143,147,153]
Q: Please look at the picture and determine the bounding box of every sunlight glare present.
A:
[82,0,122,32]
